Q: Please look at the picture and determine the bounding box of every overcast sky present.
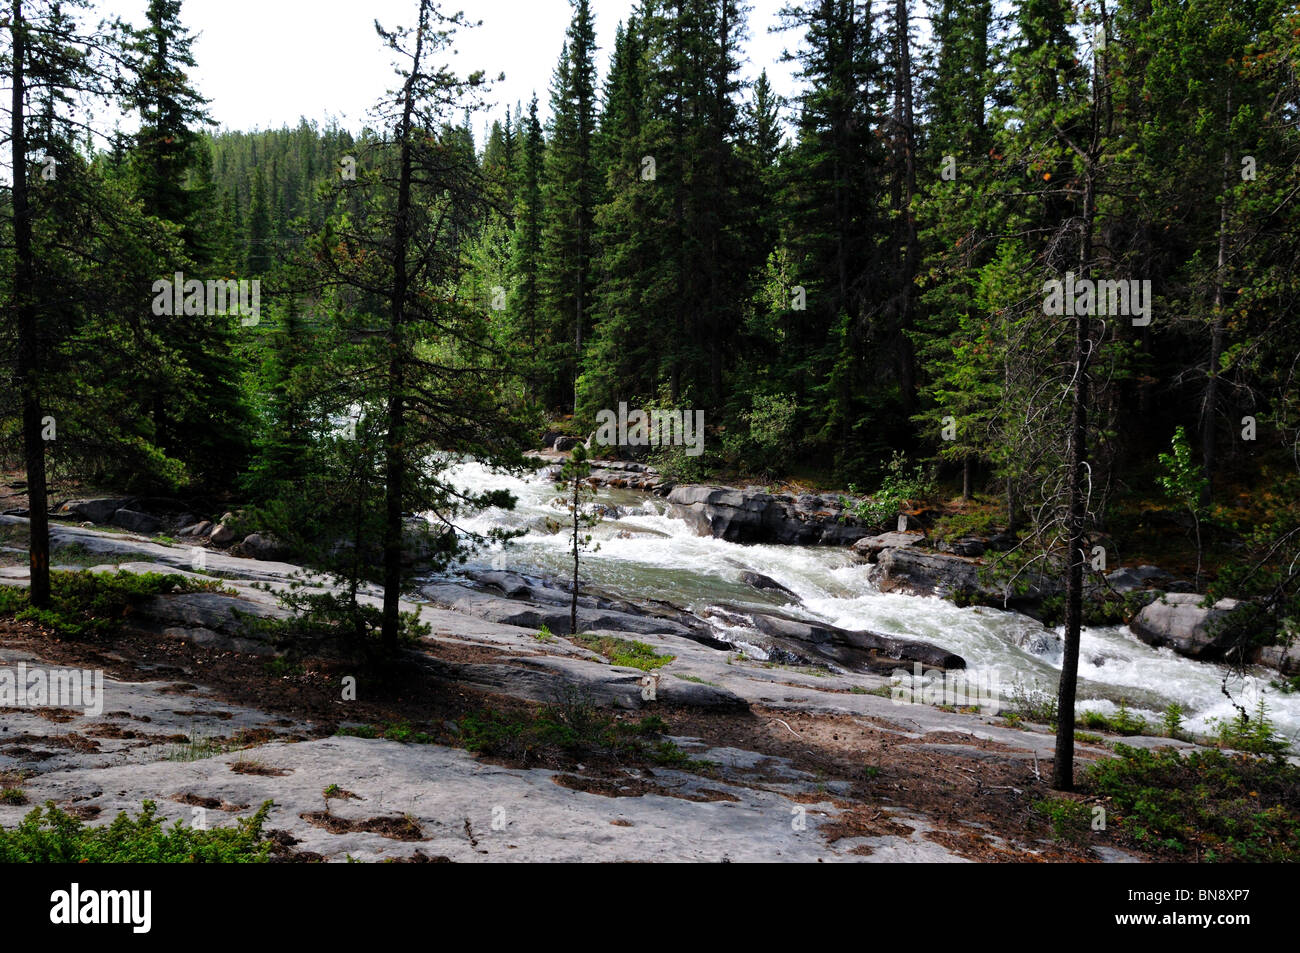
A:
[91,0,808,141]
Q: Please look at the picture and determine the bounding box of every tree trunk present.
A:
[570,473,580,636]
[1202,90,1232,505]
[380,2,428,653]
[1054,169,1095,793]
[11,0,51,610]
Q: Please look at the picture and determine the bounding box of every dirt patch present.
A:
[552,772,740,803]
[389,849,453,862]
[229,760,290,777]
[818,808,917,843]
[300,811,426,841]
[170,792,249,812]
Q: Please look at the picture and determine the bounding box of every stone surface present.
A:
[851,531,924,563]
[666,485,873,546]
[210,523,238,546]
[57,498,132,524]
[241,533,285,560]
[1129,593,1246,661]
[739,571,798,599]
[110,509,163,535]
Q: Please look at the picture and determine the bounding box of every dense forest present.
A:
[3,0,1299,789]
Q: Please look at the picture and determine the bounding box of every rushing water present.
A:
[437,460,1300,749]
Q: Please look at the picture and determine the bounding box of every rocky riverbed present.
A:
[0,514,1182,862]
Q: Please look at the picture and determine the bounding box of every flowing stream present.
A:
[437,460,1300,749]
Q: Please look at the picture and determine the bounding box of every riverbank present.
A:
[0,514,1193,862]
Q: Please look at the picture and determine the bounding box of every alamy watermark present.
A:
[1042,271,1152,326]
[592,402,705,457]
[0,663,104,717]
[152,271,261,326]
[891,662,1001,715]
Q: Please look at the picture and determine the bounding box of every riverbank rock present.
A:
[666,485,873,546]
[707,606,964,674]
[1104,565,1172,592]
[739,571,798,599]
[875,547,1061,611]
[241,533,286,560]
[110,509,163,535]
[851,531,923,563]
[57,498,134,524]
[1129,593,1248,661]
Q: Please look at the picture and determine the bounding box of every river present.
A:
[441,459,1300,749]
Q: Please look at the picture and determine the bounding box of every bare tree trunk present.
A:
[11,0,51,609]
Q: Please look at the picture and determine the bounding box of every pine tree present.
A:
[539,0,601,413]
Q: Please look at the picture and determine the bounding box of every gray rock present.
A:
[421,654,747,711]
[739,571,798,599]
[1258,641,1300,675]
[1129,593,1245,660]
[110,509,163,535]
[136,591,290,638]
[707,606,964,674]
[210,523,238,546]
[241,533,285,560]
[177,521,212,537]
[666,485,872,546]
[876,548,981,596]
[57,498,131,524]
[937,537,986,558]
[1105,565,1172,592]
[851,531,923,563]
[876,547,1060,609]
[553,436,581,452]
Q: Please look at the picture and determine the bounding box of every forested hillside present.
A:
[4,0,1300,784]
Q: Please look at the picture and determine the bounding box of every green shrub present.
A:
[1078,700,1149,736]
[1210,697,1290,758]
[0,800,275,863]
[1033,797,1093,843]
[0,570,226,639]
[842,451,935,527]
[1087,745,1300,861]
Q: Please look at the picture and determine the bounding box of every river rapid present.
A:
[437,460,1300,749]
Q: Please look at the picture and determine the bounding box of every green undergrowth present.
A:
[569,634,675,670]
[1085,745,1300,862]
[0,800,275,863]
[0,569,228,639]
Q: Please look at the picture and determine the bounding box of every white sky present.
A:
[94,0,807,140]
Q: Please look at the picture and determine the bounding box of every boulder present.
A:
[553,436,581,452]
[876,547,1061,609]
[177,521,212,538]
[209,523,238,547]
[1258,641,1299,676]
[739,571,798,599]
[242,533,286,560]
[936,537,986,558]
[1129,593,1245,660]
[666,485,873,546]
[851,531,923,563]
[109,509,162,535]
[711,607,964,674]
[875,548,981,596]
[57,498,131,524]
[1105,565,1172,592]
